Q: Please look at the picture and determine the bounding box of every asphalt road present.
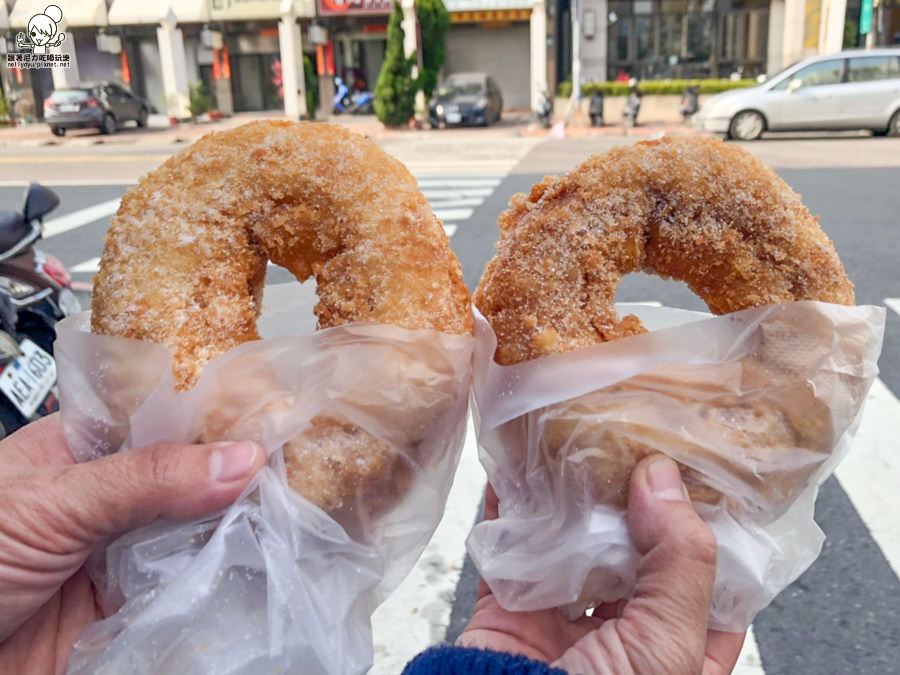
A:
[1,132,898,674]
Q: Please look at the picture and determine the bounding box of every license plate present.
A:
[58,103,79,112]
[446,112,462,124]
[0,339,57,419]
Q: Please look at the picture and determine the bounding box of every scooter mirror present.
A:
[23,183,60,224]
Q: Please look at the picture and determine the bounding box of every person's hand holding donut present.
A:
[0,415,265,674]
[457,455,746,675]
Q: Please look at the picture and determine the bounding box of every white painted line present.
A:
[443,224,458,237]
[425,198,487,209]
[371,417,487,674]
[835,378,900,579]
[434,208,473,222]
[421,188,494,199]
[71,257,100,274]
[43,198,120,238]
[417,179,502,188]
[734,626,766,674]
[884,298,900,317]
[0,179,139,187]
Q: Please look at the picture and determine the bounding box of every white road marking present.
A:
[424,197,487,209]
[0,179,139,187]
[734,627,765,674]
[421,188,494,199]
[371,417,487,674]
[433,208,473,222]
[835,378,900,578]
[443,225,458,237]
[71,257,100,273]
[43,198,120,239]
[884,298,900,317]
[417,178,503,188]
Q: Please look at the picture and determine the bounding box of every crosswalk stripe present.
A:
[885,298,900,316]
[835,378,900,578]
[443,225,458,237]
[371,417,487,674]
[417,178,502,188]
[434,208,473,222]
[43,199,120,239]
[424,197,487,209]
[71,257,100,274]
[421,188,494,199]
[735,627,765,674]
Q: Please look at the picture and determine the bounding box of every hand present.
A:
[0,415,265,675]
[458,455,745,675]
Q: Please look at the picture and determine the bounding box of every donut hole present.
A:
[614,272,708,314]
[257,273,319,338]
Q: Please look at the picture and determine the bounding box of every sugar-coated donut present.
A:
[92,120,473,513]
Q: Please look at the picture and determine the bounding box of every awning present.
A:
[210,0,314,21]
[0,2,9,30]
[62,0,109,27]
[444,0,533,10]
[108,0,211,26]
[9,0,46,29]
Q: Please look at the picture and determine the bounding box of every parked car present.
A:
[44,82,151,136]
[692,48,900,140]
[429,73,503,127]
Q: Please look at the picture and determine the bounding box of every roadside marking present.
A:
[885,298,900,317]
[735,627,765,674]
[43,199,120,238]
[371,417,487,674]
[417,178,502,188]
[443,225,458,237]
[424,197,487,210]
[0,179,139,187]
[434,208,473,222]
[421,188,494,199]
[71,257,100,274]
[835,377,900,578]
[0,155,171,164]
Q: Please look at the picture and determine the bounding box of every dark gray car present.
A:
[429,73,503,127]
[44,83,150,136]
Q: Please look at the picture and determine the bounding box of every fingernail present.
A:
[208,441,260,482]
[645,456,689,502]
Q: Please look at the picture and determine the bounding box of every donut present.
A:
[474,137,853,510]
[92,120,473,513]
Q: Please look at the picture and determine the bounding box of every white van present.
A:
[693,48,900,140]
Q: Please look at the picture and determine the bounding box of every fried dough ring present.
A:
[92,120,473,514]
[474,137,854,509]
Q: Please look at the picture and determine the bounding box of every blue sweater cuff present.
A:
[402,646,569,675]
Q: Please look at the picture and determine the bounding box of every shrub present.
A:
[188,81,214,118]
[374,2,416,126]
[303,54,319,120]
[557,79,758,98]
[417,0,450,99]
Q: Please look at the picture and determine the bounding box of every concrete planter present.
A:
[553,94,713,124]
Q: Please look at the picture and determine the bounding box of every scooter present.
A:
[536,91,553,128]
[0,183,80,437]
[332,77,351,114]
[679,86,699,121]
[346,90,374,115]
[622,79,642,128]
[588,91,605,127]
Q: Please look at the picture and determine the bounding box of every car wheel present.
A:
[728,111,765,140]
[888,110,900,137]
[137,107,149,128]
[50,126,65,137]
[101,113,116,135]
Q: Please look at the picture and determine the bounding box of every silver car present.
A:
[693,48,900,140]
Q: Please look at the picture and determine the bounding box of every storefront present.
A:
[315,0,393,94]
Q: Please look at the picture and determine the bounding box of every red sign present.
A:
[317,0,393,15]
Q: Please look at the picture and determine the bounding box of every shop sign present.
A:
[859,0,873,34]
[317,0,394,16]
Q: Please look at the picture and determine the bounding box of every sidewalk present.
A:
[0,109,697,148]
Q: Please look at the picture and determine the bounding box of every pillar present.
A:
[530,0,548,112]
[51,20,80,89]
[782,0,807,65]
[767,0,786,71]
[279,0,308,119]
[157,9,190,118]
[819,0,847,53]
[400,0,424,113]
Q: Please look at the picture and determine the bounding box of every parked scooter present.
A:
[588,91,605,127]
[346,90,375,115]
[621,78,643,128]
[332,77,351,114]
[679,85,700,121]
[536,91,553,128]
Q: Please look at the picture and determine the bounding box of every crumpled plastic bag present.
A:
[467,301,884,631]
[54,283,474,674]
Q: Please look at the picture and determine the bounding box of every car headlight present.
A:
[435,104,444,115]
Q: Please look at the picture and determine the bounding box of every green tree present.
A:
[374,2,416,127]
[187,81,214,119]
[303,54,319,120]
[416,0,450,100]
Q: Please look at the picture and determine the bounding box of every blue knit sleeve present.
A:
[402,646,569,675]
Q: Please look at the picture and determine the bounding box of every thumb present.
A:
[617,454,718,673]
[23,440,266,552]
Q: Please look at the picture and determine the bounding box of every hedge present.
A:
[557,79,758,98]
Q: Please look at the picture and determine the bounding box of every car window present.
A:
[439,80,485,96]
[772,59,844,89]
[848,56,900,82]
[49,90,89,103]
[102,85,118,97]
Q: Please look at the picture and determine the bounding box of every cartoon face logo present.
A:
[16,5,66,54]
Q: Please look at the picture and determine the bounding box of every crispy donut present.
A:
[474,137,854,510]
[92,120,473,513]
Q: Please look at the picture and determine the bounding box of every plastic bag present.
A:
[55,283,474,674]
[467,301,884,631]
